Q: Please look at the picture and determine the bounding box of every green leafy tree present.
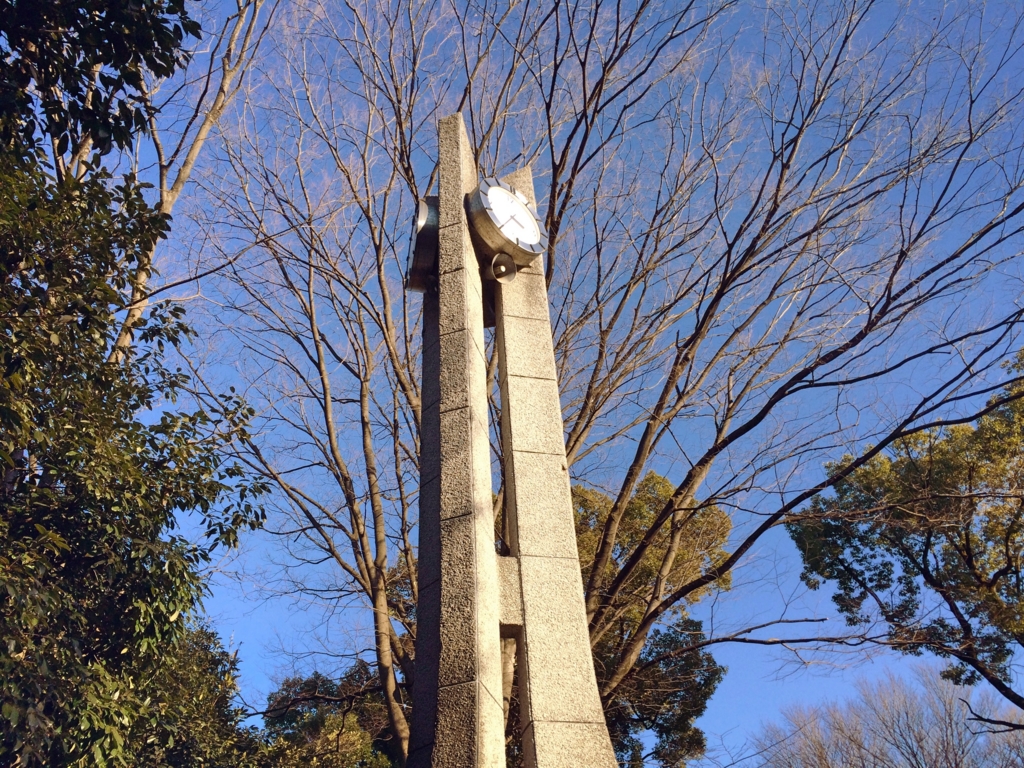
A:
[0,137,263,768]
[572,473,729,766]
[790,369,1024,726]
[262,665,395,767]
[0,0,199,162]
[0,2,265,764]
[128,622,263,767]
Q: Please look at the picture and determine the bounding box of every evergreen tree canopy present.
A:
[263,665,395,767]
[791,364,1024,720]
[0,2,264,765]
[0,0,199,153]
[127,622,263,767]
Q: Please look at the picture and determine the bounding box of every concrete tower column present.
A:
[407,114,505,768]
[493,166,618,768]
[409,113,617,768]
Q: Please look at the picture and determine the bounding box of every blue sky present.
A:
[154,0,1024,762]
[199,517,906,759]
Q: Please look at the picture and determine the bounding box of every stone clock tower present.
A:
[405,113,618,768]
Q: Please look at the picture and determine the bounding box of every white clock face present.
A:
[486,186,541,244]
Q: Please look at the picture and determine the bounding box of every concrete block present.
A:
[438,336,487,420]
[505,451,579,559]
[437,266,466,333]
[419,405,441,485]
[409,580,440,767]
[438,516,477,687]
[437,114,476,225]
[464,270,486,343]
[439,408,490,520]
[416,577,442,658]
[496,315,557,382]
[437,223,478,277]
[433,682,476,767]
[515,258,544,278]
[417,476,441,588]
[497,555,523,629]
[422,291,442,404]
[420,294,442,409]
[438,330,473,413]
[437,407,471,516]
[502,376,566,456]
[497,271,551,322]
[521,721,618,768]
[476,679,506,768]
[518,556,605,723]
[413,112,511,768]
[473,532,503,719]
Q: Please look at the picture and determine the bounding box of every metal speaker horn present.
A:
[485,252,517,284]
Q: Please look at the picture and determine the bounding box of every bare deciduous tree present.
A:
[108,0,279,361]
[750,668,1024,768]
[191,0,1024,762]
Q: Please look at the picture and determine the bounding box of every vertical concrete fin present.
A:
[411,112,504,768]
[495,164,618,768]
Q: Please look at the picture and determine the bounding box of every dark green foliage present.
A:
[263,665,395,767]
[0,148,265,765]
[605,616,724,768]
[790,370,1024,712]
[129,623,264,767]
[0,0,199,153]
[0,3,265,762]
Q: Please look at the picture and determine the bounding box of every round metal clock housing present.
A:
[406,196,439,293]
[466,177,548,267]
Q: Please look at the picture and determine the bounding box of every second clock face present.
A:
[486,185,541,244]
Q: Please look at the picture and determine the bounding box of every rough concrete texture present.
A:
[416,474,442,587]
[437,413,490,523]
[497,555,524,629]
[408,112,504,768]
[518,556,606,723]
[409,288,442,765]
[432,683,476,765]
[521,721,620,768]
[475,680,507,768]
[437,347,488,422]
[438,515,477,686]
[432,681,506,768]
[502,376,567,455]
[437,220,479,276]
[409,576,441,758]
[495,315,558,381]
[496,269,550,321]
[502,451,578,560]
[437,266,471,331]
[496,167,618,767]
